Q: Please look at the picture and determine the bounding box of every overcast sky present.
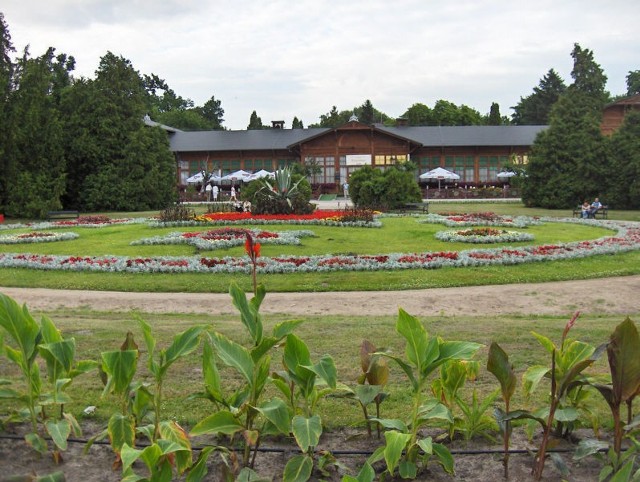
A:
[3,1,639,130]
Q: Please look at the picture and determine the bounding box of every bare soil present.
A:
[1,277,638,481]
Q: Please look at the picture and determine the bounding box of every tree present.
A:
[349,163,421,210]
[626,70,640,96]
[197,95,225,129]
[0,13,16,211]
[522,45,608,208]
[247,110,264,129]
[486,102,502,125]
[62,52,176,211]
[403,103,431,126]
[511,69,566,125]
[292,116,304,129]
[4,47,69,217]
[359,99,375,125]
[604,111,640,209]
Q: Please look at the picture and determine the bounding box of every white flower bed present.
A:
[435,229,535,244]
[130,229,315,251]
[421,213,541,228]
[0,221,638,274]
[0,232,79,244]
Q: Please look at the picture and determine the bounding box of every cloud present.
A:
[3,0,639,129]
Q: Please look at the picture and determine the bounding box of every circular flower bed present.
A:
[422,212,540,228]
[435,227,535,244]
[130,227,315,251]
[0,231,79,244]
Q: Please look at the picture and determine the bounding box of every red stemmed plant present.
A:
[245,231,261,295]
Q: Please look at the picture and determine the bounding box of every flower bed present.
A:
[131,228,315,251]
[435,227,535,244]
[0,231,79,244]
[1,221,638,274]
[422,212,540,228]
[0,217,148,231]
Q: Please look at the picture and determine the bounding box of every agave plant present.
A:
[253,166,312,214]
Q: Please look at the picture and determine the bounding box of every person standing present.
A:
[230,186,237,201]
[212,185,219,201]
[205,182,212,201]
[343,181,349,199]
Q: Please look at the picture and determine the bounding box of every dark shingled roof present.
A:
[168,125,547,152]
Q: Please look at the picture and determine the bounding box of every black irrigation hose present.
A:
[0,433,615,457]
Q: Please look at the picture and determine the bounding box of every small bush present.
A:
[158,204,195,222]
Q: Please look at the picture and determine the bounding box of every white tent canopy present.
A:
[419,167,460,188]
[245,169,275,181]
[186,172,204,184]
[221,169,252,181]
[497,171,517,179]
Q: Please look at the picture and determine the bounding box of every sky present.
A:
[3,0,639,130]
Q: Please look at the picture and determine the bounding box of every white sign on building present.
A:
[346,154,372,166]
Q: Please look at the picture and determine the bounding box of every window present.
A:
[374,154,407,165]
[305,156,336,183]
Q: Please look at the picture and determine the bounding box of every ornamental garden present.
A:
[1,207,640,481]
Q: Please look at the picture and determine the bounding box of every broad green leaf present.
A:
[353,385,383,406]
[531,331,556,355]
[383,431,411,475]
[574,439,609,460]
[0,294,40,362]
[437,341,482,364]
[191,410,244,436]
[292,415,322,452]
[120,443,144,473]
[417,436,433,455]
[558,343,605,396]
[25,432,48,455]
[555,407,579,422]
[418,399,453,424]
[137,317,156,365]
[610,459,635,482]
[609,318,640,404]
[561,340,595,370]
[272,319,304,340]
[159,420,192,474]
[304,355,337,389]
[230,282,263,345]
[396,308,431,374]
[487,342,516,403]
[432,442,455,474]
[399,460,417,479]
[237,467,272,482]
[210,332,254,384]
[352,461,375,482]
[46,419,71,451]
[251,336,279,363]
[164,326,204,367]
[369,417,408,432]
[108,413,136,454]
[101,350,138,397]
[39,315,63,343]
[378,353,417,391]
[283,334,312,375]
[283,454,313,482]
[522,365,550,397]
[257,398,291,435]
[186,446,214,482]
[202,338,222,400]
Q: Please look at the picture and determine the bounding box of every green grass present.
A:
[1,203,638,292]
[0,308,623,431]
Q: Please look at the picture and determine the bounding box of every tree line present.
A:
[0,12,638,217]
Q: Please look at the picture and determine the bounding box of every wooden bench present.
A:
[572,205,608,219]
[47,210,80,220]
[403,202,429,213]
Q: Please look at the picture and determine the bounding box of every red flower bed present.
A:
[202,210,346,222]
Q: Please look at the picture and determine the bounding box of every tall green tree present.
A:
[359,99,375,125]
[62,52,175,211]
[292,116,304,128]
[403,103,431,125]
[4,47,70,218]
[197,95,225,129]
[522,45,608,208]
[247,110,264,129]
[0,13,15,211]
[511,69,566,125]
[626,70,640,96]
[605,111,640,208]
[486,102,502,125]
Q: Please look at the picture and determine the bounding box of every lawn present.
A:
[0,203,638,292]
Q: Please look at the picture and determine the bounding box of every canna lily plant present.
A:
[366,308,482,479]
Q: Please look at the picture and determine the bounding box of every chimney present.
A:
[396,117,408,127]
[272,120,285,129]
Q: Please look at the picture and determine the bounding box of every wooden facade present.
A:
[600,94,640,135]
[167,120,546,189]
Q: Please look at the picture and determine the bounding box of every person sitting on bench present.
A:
[581,200,591,219]
[589,197,603,218]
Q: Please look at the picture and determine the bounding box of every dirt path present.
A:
[2,275,639,317]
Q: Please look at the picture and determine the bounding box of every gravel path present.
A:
[2,275,639,317]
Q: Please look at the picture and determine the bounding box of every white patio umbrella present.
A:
[221,169,252,182]
[419,167,460,189]
[245,169,275,181]
[497,171,517,179]
[186,172,204,184]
